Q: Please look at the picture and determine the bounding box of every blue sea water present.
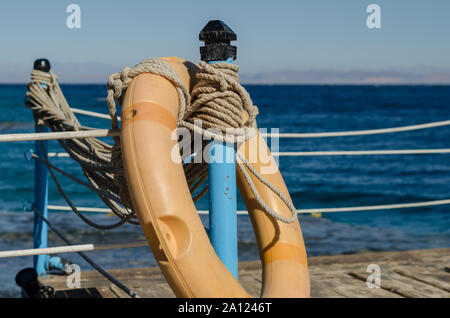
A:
[0,84,448,297]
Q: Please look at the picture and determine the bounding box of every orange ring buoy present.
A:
[120,57,310,297]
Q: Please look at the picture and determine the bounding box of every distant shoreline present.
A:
[1,83,450,86]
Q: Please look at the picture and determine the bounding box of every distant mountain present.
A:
[1,61,450,85]
[240,69,450,85]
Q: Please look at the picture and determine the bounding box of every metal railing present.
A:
[0,112,448,275]
[0,60,449,278]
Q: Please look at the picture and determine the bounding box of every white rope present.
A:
[0,241,148,258]
[71,107,120,121]
[274,149,450,156]
[262,120,450,138]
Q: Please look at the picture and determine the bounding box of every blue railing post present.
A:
[32,58,51,276]
[200,20,238,279]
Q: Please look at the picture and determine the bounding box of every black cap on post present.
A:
[33,58,51,72]
[199,20,237,62]
[15,268,40,298]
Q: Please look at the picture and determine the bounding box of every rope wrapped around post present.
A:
[108,58,297,223]
[26,57,299,227]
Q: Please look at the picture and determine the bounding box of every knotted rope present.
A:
[26,58,298,227]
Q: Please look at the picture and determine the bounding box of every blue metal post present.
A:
[200,21,238,278]
[32,59,51,275]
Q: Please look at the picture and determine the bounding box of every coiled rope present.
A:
[26,71,136,229]
[107,58,297,223]
[26,58,299,227]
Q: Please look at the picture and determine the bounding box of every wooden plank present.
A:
[394,267,450,293]
[53,287,111,298]
[349,270,450,298]
[140,283,175,298]
[309,248,450,267]
[311,271,401,298]
[310,281,346,298]
[37,248,450,298]
[109,284,132,298]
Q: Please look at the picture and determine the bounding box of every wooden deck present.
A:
[39,248,450,298]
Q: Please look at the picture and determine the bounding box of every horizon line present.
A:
[2,82,450,86]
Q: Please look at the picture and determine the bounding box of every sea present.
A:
[0,84,448,297]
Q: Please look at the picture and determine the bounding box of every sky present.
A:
[0,0,450,83]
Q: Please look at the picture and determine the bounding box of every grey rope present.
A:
[26,70,136,227]
[33,140,134,229]
[236,152,297,223]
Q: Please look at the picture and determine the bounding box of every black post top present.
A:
[15,268,41,297]
[33,58,51,72]
[199,20,237,62]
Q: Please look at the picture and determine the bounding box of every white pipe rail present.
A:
[201,199,450,214]
[0,120,449,143]
[46,149,450,159]
[294,199,450,213]
[47,198,450,215]
[68,108,450,137]
[48,205,111,213]
[273,149,450,156]
[262,120,450,138]
[6,198,449,258]
[47,152,70,158]
[71,107,120,121]
[0,241,148,258]
[0,129,119,142]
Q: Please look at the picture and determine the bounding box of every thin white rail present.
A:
[47,198,450,215]
[68,108,450,137]
[1,119,449,143]
[0,241,148,258]
[72,107,120,121]
[46,149,450,159]
[294,199,450,213]
[262,120,450,138]
[272,149,450,156]
[6,198,449,257]
[48,205,111,213]
[0,129,119,142]
[47,152,70,158]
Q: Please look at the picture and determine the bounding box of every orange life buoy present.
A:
[120,57,310,297]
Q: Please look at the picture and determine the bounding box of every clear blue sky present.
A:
[1,0,450,82]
